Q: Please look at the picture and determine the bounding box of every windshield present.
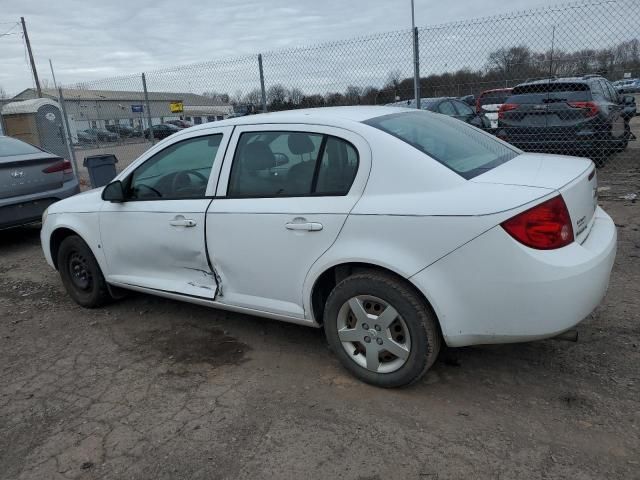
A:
[364,111,518,179]
[0,136,43,157]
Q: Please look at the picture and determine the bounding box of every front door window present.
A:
[128,134,222,200]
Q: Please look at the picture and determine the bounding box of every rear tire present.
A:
[616,122,631,153]
[592,153,607,168]
[57,235,112,308]
[323,271,441,388]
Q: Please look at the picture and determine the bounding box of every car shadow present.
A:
[0,224,42,249]
[100,289,577,393]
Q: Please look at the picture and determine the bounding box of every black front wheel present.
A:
[57,235,112,308]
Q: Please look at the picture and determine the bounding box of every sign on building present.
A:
[170,101,184,113]
[131,105,144,113]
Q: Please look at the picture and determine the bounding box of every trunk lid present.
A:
[473,153,597,243]
[0,153,65,199]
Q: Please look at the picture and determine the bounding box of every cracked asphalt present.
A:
[1,156,639,479]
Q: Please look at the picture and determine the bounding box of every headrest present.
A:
[325,138,340,158]
[243,141,275,171]
[287,133,315,155]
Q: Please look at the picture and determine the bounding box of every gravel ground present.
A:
[1,146,639,479]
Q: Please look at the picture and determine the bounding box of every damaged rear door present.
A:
[100,128,231,298]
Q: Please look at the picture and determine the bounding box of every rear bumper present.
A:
[411,206,617,347]
[497,123,612,153]
[0,179,80,230]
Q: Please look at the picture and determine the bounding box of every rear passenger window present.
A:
[227,131,358,197]
[590,80,605,99]
[438,101,456,116]
[604,82,618,102]
[315,138,359,195]
[453,100,474,116]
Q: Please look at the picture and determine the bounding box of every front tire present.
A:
[57,235,112,308]
[323,271,441,388]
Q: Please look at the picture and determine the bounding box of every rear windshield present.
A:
[507,82,592,104]
[364,111,518,179]
[0,136,42,157]
[478,91,511,106]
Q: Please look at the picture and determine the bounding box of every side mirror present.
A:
[623,95,635,105]
[102,180,125,202]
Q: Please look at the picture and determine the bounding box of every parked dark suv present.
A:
[497,75,632,166]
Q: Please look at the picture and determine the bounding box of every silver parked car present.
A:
[0,136,79,230]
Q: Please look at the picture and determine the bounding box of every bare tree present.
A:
[289,87,304,105]
[361,86,380,105]
[243,88,263,105]
[231,90,244,105]
[386,70,402,88]
[0,85,7,100]
[203,91,230,103]
[267,84,289,106]
[487,46,534,78]
[344,85,362,104]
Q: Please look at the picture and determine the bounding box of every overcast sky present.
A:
[1,0,565,94]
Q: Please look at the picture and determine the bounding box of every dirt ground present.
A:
[1,146,639,479]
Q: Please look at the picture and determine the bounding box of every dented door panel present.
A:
[100,200,217,298]
[98,127,233,298]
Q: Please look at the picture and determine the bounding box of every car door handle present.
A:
[169,217,197,227]
[285,222,323,231]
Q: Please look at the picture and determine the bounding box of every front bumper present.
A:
[411,206,617,347]
[0,179,80,230]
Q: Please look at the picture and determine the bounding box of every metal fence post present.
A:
[141,73,155,144]
[0,110,7,136]
[258,54,267,113]
[57,87,79,175]
[413,26,421,109]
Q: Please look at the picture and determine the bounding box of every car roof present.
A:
[518,76,601,87]
[185,106,414,132]
[479,88,513,94]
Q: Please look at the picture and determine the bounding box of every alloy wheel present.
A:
[336,295,411,373]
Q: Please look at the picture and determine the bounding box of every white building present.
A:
[12,88,233,140]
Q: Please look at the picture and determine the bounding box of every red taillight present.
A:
[475,98,482,114]
[43,160,73,175]
[567,101,599,117]
[497,103,517,119]
[501,195,574,250]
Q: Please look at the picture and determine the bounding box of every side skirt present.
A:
[108,281,320,328]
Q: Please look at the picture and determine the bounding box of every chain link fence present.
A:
[2,0,638,192]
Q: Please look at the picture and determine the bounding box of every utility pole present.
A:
[21,17,42,98]
[49,59,58,89]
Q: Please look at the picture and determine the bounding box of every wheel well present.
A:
[50,228,78,269]
[310,262,439,328]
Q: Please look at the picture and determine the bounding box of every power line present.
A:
[0,23,19,37]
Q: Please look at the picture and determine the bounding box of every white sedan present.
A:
[41,107,616,387]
